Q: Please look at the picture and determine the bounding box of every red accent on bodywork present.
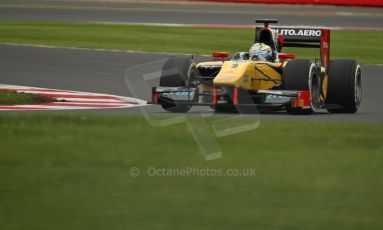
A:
[291,90,311,108]
[233,87,238,105]
[212,52,229,62]
[278,53,295,60]
[320,29,330,69]
[152,92,161,104]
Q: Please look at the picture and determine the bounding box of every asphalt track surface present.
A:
[0,0,383,29]
[1,44,382,122]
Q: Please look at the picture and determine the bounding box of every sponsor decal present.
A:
[266,94,289,99]
[275,28,321,37]
[162,91,195,97]
[198,64,222,69]
[267,91,283,95]
[265,94,290,103]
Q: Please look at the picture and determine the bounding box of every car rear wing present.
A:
[255,26,331,68]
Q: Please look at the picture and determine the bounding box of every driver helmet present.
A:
[249,43,273,62]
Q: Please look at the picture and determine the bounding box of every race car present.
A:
[151,19,362,114]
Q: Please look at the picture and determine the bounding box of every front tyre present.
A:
[326,60,362,113]
[159,56,197,113]
[283,59,321,114]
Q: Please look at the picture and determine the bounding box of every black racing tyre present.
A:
[283,59,321,114]
[159,56,197,113]
[326,60,362,113]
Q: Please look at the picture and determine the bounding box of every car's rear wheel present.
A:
[283,59,321,114]
[326,60,361,113]
[159,56,197,113]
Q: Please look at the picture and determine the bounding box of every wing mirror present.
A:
[212,52,230,62]
[278,53,296,60]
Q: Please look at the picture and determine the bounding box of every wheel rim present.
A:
[309,64,320,111]
[354,65,362,107]
[186,64,197,87]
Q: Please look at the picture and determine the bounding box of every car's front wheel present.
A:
[283,59,321,114]
[159,56,197,113]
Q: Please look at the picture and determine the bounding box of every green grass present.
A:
[0,21,382,64]
[0,114,382,229]
[0,90,53,105]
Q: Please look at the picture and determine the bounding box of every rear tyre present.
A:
[326,60,361,113]
[159,56,197,113]
[283,59,321,114]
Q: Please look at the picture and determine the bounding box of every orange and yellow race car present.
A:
[151,19,362,114]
